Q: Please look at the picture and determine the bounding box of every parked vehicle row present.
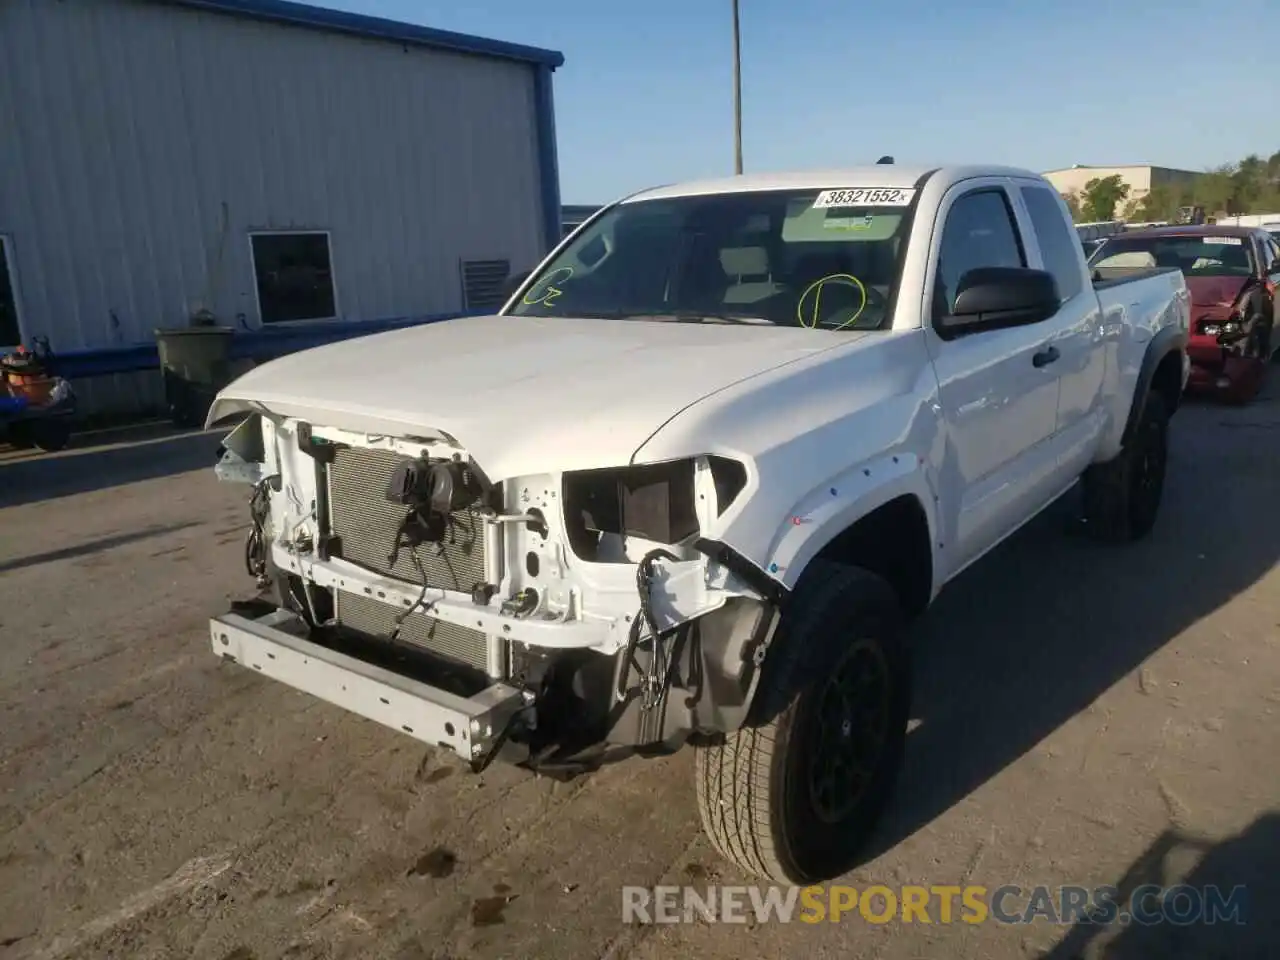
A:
[1090,225,1280,403]
[206,163,1190,885]
[1075,219,1126,260]
[1076,213,1280,262]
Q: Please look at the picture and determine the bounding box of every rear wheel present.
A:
[1081,391,1168,542]
[694,562,911,884]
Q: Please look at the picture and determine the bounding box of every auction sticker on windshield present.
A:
[813,188,915,208]
[1202,236,1242,245]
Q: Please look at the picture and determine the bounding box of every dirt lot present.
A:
[1,391,1278,960]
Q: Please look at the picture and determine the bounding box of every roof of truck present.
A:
[626,165,1044,202]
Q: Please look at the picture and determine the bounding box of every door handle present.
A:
[1032,346,1060,368]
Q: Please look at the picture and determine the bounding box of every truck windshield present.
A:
[507,188,917,330]
[1091,234,1256,279]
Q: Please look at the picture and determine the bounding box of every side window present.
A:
[1022,186,1084,301]
[933,189,1025,321]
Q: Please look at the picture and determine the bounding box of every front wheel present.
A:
[1080,391,1168,542]
[694,562,911,884]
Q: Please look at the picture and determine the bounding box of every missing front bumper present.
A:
[210,608,529,762]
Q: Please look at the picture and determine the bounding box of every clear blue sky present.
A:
[327,0,1276,204]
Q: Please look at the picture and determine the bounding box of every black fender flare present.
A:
[1122,326,1187,446]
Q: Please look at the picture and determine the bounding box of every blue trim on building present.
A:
[161,0,564,68]
[533,65,563,253]
[49,312,480,380]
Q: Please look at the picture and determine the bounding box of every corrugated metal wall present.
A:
[0,0,546,360]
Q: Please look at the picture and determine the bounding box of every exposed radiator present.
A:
[334,590,489,672]
[328,446,487,590]
[327,445,491,672]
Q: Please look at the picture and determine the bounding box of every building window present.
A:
[459,259,511,311]
[1,237,21,346]
[250,232,337,324]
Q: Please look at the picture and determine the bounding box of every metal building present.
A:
[0,0,563,413]
[1041,164,1203,220]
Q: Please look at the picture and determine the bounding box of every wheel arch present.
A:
[762,454,938,619]
[808,493,935,618]
[1123,327,1187,446]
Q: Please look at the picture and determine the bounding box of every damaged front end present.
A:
[211,412,781,774]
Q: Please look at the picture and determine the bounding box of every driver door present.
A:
[924,182,1066,577]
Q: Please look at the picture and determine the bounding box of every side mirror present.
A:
[498,269,532,302]
[941,266,1060,333]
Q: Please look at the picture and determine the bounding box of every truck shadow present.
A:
[0,427,221,509]
[0,522,202,573]
[869,383,1280,858]
[1038,813,1280,958]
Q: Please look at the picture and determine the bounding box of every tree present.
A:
[1233,154,1266,210]
[1195,165,1237,215]
[1081,175,1130,222]
[1058,146,1280,224]
[1128,184,1184,222]
[1060,190,1083,221]
[1178,156,1280,218]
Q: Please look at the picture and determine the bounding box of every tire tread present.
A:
[694,562,905,883]
[1081,391,1168,542]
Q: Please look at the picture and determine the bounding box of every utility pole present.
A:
[732,0,743,174]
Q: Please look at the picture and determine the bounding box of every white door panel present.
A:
[922,181,1067,576]
[1016,183,1108,448]
[932,324,1060,567]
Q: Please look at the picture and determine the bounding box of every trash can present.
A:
[154,325,235,428]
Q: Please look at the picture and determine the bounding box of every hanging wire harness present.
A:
[244,476,275,590]
[615,547,680,710]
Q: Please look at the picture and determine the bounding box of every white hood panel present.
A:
[209,314,856,479]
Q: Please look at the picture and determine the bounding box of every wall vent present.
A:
[459,259,511,311]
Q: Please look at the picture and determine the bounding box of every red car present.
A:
[1091,225,1280,402]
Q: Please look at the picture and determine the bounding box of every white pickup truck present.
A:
[208,164,1190,885]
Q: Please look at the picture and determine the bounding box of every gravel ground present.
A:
[0,389,1277,960]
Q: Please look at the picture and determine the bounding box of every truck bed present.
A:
[1091,265,1183,291]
